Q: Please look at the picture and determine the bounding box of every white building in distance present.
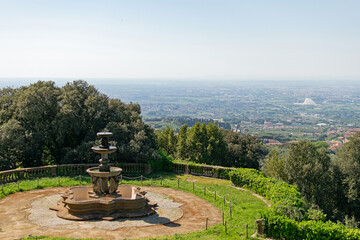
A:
[294,98,316,106]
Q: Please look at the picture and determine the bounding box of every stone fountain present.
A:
[87,132,121,196]
[51,132,156,221]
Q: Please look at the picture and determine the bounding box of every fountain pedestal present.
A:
[86,166,121,195]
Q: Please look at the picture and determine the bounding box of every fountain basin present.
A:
[91,146,117,155]
[97,132,113,137]
[52,185,156,220]
[86,166,122,177]
[86,166,122,195]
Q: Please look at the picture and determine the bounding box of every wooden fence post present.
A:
[225,220,227,234]
[222,212,224,225]
[214,190,216,201]
[120,175,123,184]
[177,178,180,188]
[204,186,206,195]
[206,217,208,230]
[246,224,249,238]
[141,175,143,185]
[192,182,195,192]
[37,177,39,187]
[160,176,162,185]
[230,200,232,219]
[79,175,81,183]
[17,181,20,190]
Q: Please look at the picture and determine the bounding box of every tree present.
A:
[206,122,227,165]
[285,141,339,220]
[335,133,360,222]
[156,126,177,156]
[262,141,346,222]
[262,148,287,181]
[162,122,264,168]
[222,130,264,169]
[0,80,160,169]
[14,81,60,166]
[106,101,159,164]
[0,87,17,124]
[187,122,208,163]
[176,124,188,160]
[199,123,208,163]
[0,119,25,170]
[58,80,108,150]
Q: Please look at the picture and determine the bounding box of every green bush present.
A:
[215,167,232,179]
[188,164,208,175]
[229,168,305,218]
[263,212,360,240]
[148,151,173,172]
[229,168,360,239]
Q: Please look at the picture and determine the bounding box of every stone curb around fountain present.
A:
[29,190,184,230]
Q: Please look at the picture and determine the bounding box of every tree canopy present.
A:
[156,122,265,169]
[335,133,360,223]
[0,80,159,170]
[262,140,359,225]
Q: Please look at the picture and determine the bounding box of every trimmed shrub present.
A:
[229,168,360,240]
[148,151,173,172]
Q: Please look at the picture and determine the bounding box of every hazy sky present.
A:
[0,0,359,81]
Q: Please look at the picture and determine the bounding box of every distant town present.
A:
[92,80,360,153]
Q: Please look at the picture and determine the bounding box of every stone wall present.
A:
[0,162,235,184]
[0,163,151,184]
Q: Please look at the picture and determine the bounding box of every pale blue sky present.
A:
[0,0,359,81]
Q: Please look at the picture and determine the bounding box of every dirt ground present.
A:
[0,186,222,240]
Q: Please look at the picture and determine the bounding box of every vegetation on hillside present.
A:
[158,122,360,227]
[262,136,360,227]
[156,123,266,169]
[230,168,360,239]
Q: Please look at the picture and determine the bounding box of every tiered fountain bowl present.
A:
[51,132,156,221]
[87,132,122,196]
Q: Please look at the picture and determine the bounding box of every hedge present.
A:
[229,168,360,240]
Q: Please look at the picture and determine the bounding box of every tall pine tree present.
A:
[176,124,188,159]
[157,126,177,155]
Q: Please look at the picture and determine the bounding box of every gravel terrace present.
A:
[0,186,222,240]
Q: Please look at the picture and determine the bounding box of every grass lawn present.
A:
[1,173,267,240]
